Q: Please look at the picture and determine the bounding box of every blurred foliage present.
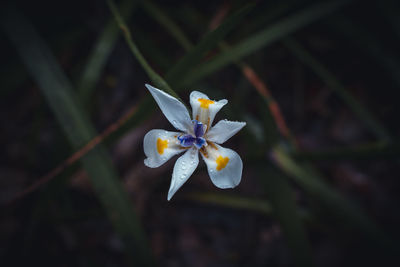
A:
[1,0,400,266]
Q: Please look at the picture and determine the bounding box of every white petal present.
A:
[143,129,184,168]
[168,147,199,200]
[189,91,227,129]
[206,120,246,144]
[146,84,192,132]
[200,143,243,189]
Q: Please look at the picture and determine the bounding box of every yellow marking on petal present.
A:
[198,98,214,109]
[157,138,168,154]
[216,155,229,171]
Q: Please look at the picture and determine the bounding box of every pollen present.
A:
[198,98,215,109]
[157,138,168,154]
[216,155,229,171]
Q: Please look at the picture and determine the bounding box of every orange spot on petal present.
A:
[216,155,229,171]
[198,98,214,108]
[157,138,168,154]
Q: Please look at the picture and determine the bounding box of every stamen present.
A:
[208,141,218,150]
[206,117,210,133]
[200,147,208,158]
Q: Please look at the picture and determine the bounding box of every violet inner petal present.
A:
[178,134,196,147]
[193,120,205,138]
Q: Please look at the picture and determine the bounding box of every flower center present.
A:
[177,120,206,149]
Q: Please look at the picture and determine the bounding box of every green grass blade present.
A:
[106,0,176,99]
[187,192,312,223]
[178,0,348,88]
[256,98,313,266]
[77,0,137,102]
[1,8,154,266]
[272,145,388,247]
[261,165,314,267]
[141,0,193,51]
[283,37,392,141]
[233,0,300,38]
[328,16,400,89]
[293,141,400,161]
[187,192,272,215]
[165,3,255,86]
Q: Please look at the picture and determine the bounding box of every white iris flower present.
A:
[143,84,246,200]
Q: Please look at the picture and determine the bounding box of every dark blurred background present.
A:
[1,0,400,266]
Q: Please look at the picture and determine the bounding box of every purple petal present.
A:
[178,134,196,147]
[194,137,206,149]
[193,120,205,138]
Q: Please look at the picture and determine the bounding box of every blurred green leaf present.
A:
[165,3,255,86]
[187,192,313,224]
[272,145,388,247]
[261,165,314,267]
[328,16,400,90]
[293,141,400,160]
[134,27,174,71]
[107,0,176,99]
[77,0,137,102]
[141,0,193,51]
[1,7,153,266]
[178,0,348,88]
[2,28,83,98]
[283,37,392,141]
[187,192,272,214]
[233,0,300,38]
